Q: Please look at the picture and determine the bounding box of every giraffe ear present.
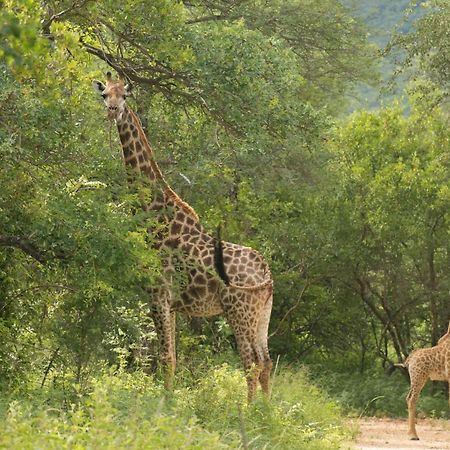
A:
[92,80,106,95]
[124,84,132,96]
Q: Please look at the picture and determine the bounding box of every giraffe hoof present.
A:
[409,436,419,441]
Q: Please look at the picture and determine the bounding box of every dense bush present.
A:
[316,369,449,419]
[0,366,350,450]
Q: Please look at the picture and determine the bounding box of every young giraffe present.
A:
[392,321,450,440]
[92,73,273,401]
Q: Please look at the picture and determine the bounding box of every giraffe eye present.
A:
[102,93,107,99]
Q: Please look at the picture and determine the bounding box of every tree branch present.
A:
[0,235,47,264]
[42,0,93,37]
[186,14,240,24]
[41,347,60,388]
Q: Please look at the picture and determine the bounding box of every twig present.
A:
[41,347,60,388]
[269,281,309,338]
[270,354,281,398]
[359,395,384,419]
[237,402,249,450]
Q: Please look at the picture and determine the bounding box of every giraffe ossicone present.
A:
[391,321,450,440]
[92,73,274,401]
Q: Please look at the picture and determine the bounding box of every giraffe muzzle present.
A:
[107,106,119,119]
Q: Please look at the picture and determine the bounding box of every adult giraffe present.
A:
[92,72,273,401]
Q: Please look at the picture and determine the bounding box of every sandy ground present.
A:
[352,417,450,450]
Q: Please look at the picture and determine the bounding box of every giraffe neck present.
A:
[116,106,199,221]
[117,106,164,183]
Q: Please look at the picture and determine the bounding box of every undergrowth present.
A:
[316,369,449,419]
[0,365,351,449]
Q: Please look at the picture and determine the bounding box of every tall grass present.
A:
[0,365,351,449]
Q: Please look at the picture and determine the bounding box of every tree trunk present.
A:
[427,243,439,346]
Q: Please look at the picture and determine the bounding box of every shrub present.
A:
[0,365,350,449]
[316,368,449,419]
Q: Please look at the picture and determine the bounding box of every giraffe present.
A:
[92,72,273,401]
[390,321,450,440]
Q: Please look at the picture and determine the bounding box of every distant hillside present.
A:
[343,0,424,109]
[347,0,425,44]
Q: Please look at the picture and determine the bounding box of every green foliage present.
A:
[1,0,449,435]
[0,366,350,449]
[0,0,49,69]
[389,0,450,95]
[67,0,376,116]
[318,369,450,419]
[323,93,450,355]
[0,43,161,388]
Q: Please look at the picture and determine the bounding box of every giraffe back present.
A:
[405,345,450,382]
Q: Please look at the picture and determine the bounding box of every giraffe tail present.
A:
[213,225,273,292]
[386,362,410,381]
[213,224,230,286]
[386,362,404,375]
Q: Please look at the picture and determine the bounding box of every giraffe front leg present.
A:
[151,301,176,391]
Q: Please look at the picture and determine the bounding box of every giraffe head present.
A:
[92,72,131,122]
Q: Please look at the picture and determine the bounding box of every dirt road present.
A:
[353,417,450,450]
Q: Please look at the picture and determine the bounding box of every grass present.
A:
[0,364,351,450]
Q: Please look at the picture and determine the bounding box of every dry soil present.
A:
[353,417,450,450]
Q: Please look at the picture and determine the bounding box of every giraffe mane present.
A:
[165,187,200,221]
[126,108,200,222]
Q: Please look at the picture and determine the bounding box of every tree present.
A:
[323,90,450,362]
[388,0,450,105]
[0,4,161,387]
[0,0,379,386]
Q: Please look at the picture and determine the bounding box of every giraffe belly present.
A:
[429,371,447,381]
[178,303,223,317]
[171,274,224,317]
[172,291,223,317]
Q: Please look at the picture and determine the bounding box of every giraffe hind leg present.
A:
[448,379,450,408]
[223,288,273,402]
[255,292,273,396]
[406,373,427,440]
[238,339,261,403]
[224,306,260,401]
